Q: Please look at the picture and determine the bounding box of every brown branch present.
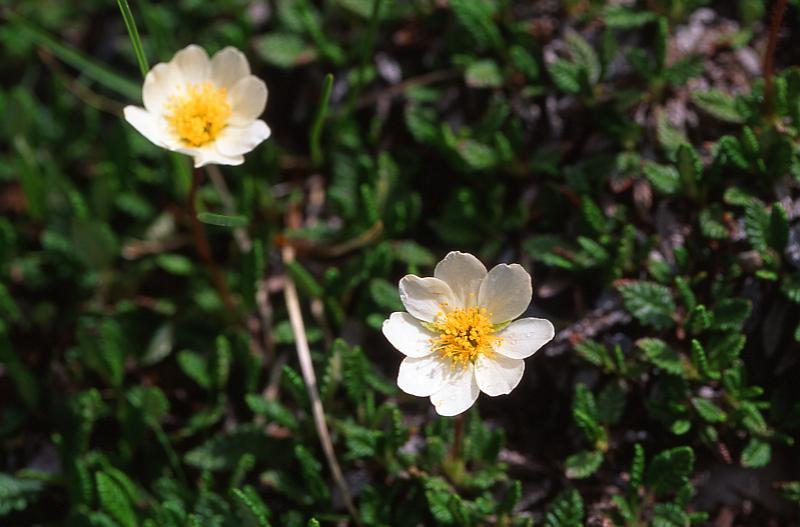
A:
[763,0,788,121]
[281,243,362,526]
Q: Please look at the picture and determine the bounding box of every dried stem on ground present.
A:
[281,242,362,526]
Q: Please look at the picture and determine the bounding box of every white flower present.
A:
[123,45,271,168]
[382,251,555,416]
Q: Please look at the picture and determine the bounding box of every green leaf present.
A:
[368,278,403,311]
[691,398,726,423]
[565,450,603,479]
[717,135,749,169]
[691,89,744,122]
[71,218,118,270]
[629,444,645,492]
[196,212,249,228]
[254,33,316,68]
[690,339,717,380]
[310,73,333,166]
[465,59,503,88]
[544,488,584,527]
[95,472,136,527]
[642,162,681,194]
[740,438,771,468]
[574,339,612,369]
[767,202,789,253]
[177,350,211,390]
[656,113,688,158]
[231,487,271,527]
[548,60,582,94]
[509,45,539,79]
[711,298,751,331]
[618,281,676,330]
[670,419,691,435]
[295,445,329,501]
[652,503,690,527]
[645,446,694,498]
[596,382,626,424]
[140,323,174,366]
[245,394,298,430]
[285,260,324,298]
[744,200,769,253]
[699,209,728,240]
[565,30,600,83]
[603,6,657,28]
[637,338,684,375]
[449,0,501,50]
[676,144,701,198]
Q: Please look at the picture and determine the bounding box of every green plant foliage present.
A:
[618,281,676,330]
[2,1,799,525]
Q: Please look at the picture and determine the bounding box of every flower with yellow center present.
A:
[382,251,555,416]
[123,45,271,167]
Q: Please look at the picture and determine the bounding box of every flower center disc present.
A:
[431,306,498,367]
[166,82,232,147]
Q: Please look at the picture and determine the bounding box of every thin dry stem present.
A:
[281,244,362,526]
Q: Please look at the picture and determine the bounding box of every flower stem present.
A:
[763,0,788,122]
[188,168,237,313]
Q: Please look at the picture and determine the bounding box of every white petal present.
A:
[210,47,251,89]
[494,318,555,359]
[175,145,244,168]
[398,276,456,322]
[434,251,487,308]
[228,76,268,126]
[429,365,480,416]
[382,312,435,358]
[397,354,450,397]
[477,264,532,323]
[170,44,210,84]
[215,120,271,157]
[142,62,181,114]
[474,353,524,396]
[123,106,172,148]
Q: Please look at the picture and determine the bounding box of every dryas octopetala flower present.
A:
[382,251,555,416]
[123,44,270,167]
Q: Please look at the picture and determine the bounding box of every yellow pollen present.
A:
[430,305,499,368]
[165,82,232,147]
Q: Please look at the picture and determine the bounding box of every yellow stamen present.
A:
[430,305,499,368]
[165,82,231,147]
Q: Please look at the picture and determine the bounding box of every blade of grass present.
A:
[14,17,140,100]
[309,73,334,167]
[116,0,150,78]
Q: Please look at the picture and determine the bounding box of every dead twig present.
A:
[281,243,362,526]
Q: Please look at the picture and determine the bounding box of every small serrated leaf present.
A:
[565,450,603,479]
[741,438,771,468]
[197,212,249,228]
